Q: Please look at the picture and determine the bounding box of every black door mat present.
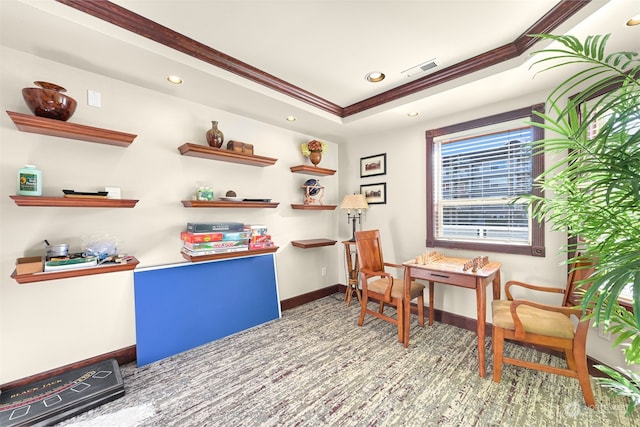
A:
[0,358,124,427]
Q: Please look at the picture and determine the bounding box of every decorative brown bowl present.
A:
[22,81,77,121]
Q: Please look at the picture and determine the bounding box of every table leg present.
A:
[403,266,411,348]
[343,242,359,307]
[345,283,352,305]
[428,281,434,326]
[476,278,486,378]
[345,278,361,307]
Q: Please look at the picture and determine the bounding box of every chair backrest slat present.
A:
[355,230,384,273]
[563,255,595,307]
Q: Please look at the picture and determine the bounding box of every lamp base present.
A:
[349,216,357,242]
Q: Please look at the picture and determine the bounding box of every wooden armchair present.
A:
[354,230,425,343]
[491,258,596,408]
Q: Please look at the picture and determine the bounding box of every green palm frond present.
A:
[520,33,640,412]
[595,365,640,415]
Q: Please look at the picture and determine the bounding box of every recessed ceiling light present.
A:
[365,71,385,83]
[166,75,183,84]
[627,13,640,26]
[286,116,296,122]
[408,112,419,117]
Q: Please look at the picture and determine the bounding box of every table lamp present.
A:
[340,194,369,241]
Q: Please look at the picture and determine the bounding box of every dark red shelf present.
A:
[181,200,279,208]
[182,247,279,262]
[7,111,136,147]
[291,239,337,248]
[11,257,140,284]
[10,195,138,208]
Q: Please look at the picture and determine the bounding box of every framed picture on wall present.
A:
[360,153,386,177]
[361,182,386,205]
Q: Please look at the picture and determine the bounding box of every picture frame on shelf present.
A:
[360,153,386,178]
[361,182,386,205]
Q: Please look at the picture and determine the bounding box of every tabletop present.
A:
[403,256,501,278]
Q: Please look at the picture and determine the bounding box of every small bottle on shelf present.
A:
[17,165,42,196]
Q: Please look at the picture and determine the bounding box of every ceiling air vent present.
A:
[402,59,438,78]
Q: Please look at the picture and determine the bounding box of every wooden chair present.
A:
[354,229,425,343]
[491,258,596,408]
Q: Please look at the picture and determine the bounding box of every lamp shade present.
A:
[340,194,369,210]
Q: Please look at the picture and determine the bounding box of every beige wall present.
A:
[1,45,629,384]
[0,47,342,383]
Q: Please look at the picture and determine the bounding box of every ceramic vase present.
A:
[22,81,77,121]
[206,121,224,148]
[309,150,322,166]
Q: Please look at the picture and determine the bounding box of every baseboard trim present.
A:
[280,285,340,311]
[2,286,610,390]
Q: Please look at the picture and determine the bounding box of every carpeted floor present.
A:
[59,294,638,426]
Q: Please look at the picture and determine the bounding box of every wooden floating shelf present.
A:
[10,195,139,208]
[291,204,337,210]
[6,111,137,147]
[290,165,336,176]
[291,239,337,249]
[11,257,140,284]
[182,246,279,262]
[178,143,277,166]
[182,200,279,208]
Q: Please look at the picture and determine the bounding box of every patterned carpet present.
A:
[59,294,638,426]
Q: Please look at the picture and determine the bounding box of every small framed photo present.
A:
[361,182,386,205]
[360,153,386,178]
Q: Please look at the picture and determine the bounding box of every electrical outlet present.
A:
[321,267,326,276]
[598,322,611,340]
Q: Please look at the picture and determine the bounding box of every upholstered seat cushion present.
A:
[368,278,425,300]
[491,300,575,339]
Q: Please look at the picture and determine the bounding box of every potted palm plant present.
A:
[524,33,639,413]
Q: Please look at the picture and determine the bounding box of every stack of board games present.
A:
[181,223,276,256]
[246,224,275,250]
[181,222,250,256]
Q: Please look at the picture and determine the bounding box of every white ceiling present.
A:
[1,0,638,143]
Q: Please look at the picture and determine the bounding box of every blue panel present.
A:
[134,254,279,366]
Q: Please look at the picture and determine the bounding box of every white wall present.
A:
[0,47,344,383]
[338,93,631,371]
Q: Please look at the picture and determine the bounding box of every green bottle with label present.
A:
[18,165,42,196]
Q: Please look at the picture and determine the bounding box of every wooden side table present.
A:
[342,240,361,306]
[402,256,501,377]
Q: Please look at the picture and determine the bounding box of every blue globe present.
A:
[303,178,321,196]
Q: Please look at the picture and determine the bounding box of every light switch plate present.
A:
[87,90,101,107]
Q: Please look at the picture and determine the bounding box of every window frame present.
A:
[426,104,545,256]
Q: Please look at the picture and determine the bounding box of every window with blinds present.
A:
[426,104,545,256]
[435,122,532,244]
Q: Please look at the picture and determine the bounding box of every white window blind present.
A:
[433,120,533,245]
